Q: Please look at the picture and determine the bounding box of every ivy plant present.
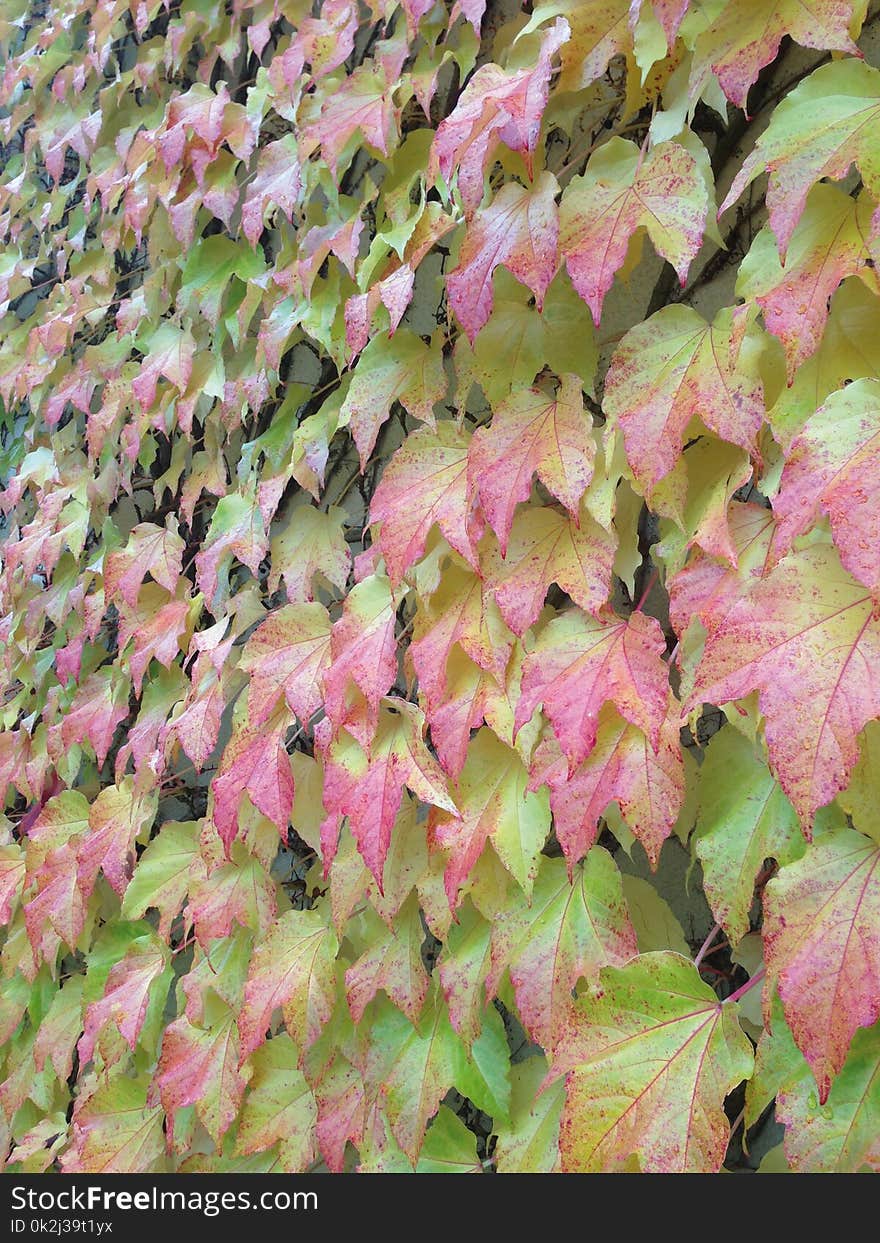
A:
[2,0,880,1174]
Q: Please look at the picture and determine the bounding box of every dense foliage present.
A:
[3,0,880,1174]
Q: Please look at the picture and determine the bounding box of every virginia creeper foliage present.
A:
[3,0,880,1175]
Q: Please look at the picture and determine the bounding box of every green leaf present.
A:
[236,1035,317,1173]
[556,952,754,1172]
[417,1106,482,1173]
[494,1056,564,1173]
[695,729,805,945]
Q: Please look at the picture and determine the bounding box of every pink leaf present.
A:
[516,609,669,770]
[370,422,480,588]
[560,138,708,325]
[448,172,559,342]
[469,374,596,556]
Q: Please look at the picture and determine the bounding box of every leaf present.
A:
[448,171,559,342]
[530,703,685,868]
[763,825,880,1101]
[170,670,226,773]
[24,843,88,964]
[772,379,880,597]
[494,1055,564,1172]
[768,277,880,446]
[453,1000,512,1120]
[369,422,480,587]
[520,1,631,94]
[468,375,596,556]
[103,518,185,609]
[179,235,265,328]
[345,264,416,354]
[603,305,765,497]
[236,1035,317,1173]
[632,0,690,46]
[417,654,493,781]
[736,184,877,380]
[559,137,709,324]
[620,874,690,956]
[116,590,189,696]
[322,573,399,742]
[188,842,277,946]
[210,702,294,851]
[489,851,637,1050]
[429,18,570,214]
[0,844,25,926]
[515,608,669,770]
[33,976,85,1082]
[78,938,169,1066]
[483,505,616,636]
[301,63,399,177]
[437,900,493,1044]
[694,729,805,945]
[241,135,303,246]
[721,58,880,261]
[60,669,130,768]
[78,779,156,899]
[685,543,880,826]
[690,0,859,111]
[239,908,339,1062]
[321,700,457,885]
[428,728,550,906]
[416,1106,482,1173]
[410,563,513,710]
[239,602,332,727]
[345,893,429,1023]
[777,1020,880,1172]
[131,322,195,411]
[555,952,754,1171]
[839,721,880,845]
[454,281,547,406]
[668,501,775,640]
[366,988,466,1162]
[195,490,268,605]
[267,504,351,602]
[151,1005,247,1147]
[61,1078,166,1174]
[340,329,447,466]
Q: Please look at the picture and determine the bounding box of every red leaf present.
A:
[241,135,302,246]
[448,172,559,342]
[469,375,596,556]
[322,575,399,743]
[515,609,669,770]
[560,138,708,325]
[301,63,399,176]
[239,602,333,727]
[211,704,295,851]
[530,703,684,868]
[78,943,168,1065]
[763,827,880,1101]
[686,543,880,826]
[430,19,570,215]
[320,701,457,886]
[370,422,480,588]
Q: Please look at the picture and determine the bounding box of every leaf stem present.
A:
[694,922,722,969]
[634,567,659,613]
[726,965,766,1005]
